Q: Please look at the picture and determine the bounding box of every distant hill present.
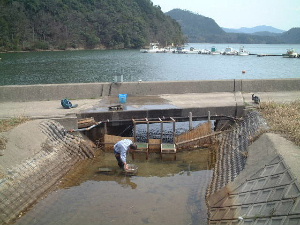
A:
[222,26,285,34]
[252,31,281,37]
[166,9,225,43]
[166,9,300,44]
[281,28,300,44]
[0,0,185,51]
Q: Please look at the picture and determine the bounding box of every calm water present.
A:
[1,44,300,86]
[14,149,214,225]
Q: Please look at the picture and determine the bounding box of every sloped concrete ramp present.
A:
[207,133,300,224]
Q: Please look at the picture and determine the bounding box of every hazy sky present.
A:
[151,0,300,31]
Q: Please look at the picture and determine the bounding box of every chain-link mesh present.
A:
[134,121,204,143]
[206,111,269,197]
[0,120,94,224]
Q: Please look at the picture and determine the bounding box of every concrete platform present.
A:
[0,91,299,121]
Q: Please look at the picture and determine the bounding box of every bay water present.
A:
[0,44,299,86]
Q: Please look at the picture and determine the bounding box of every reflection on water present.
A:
[14,149,214,225]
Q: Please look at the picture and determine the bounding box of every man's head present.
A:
[129,143,137,150]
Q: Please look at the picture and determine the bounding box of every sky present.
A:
[151,0,300,31]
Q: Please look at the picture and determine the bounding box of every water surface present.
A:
[13,149,214,225]
[1,44,299,85]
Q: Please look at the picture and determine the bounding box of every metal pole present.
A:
[132,119,137,142]
[189,112,193,130]
[146,118,149,142]
[208,111,211,122]
[171,117,176,144]
[159,118,163,143]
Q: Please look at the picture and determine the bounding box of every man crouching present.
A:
[114,139,137,170]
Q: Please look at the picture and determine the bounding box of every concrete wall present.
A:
[1,78,300,102]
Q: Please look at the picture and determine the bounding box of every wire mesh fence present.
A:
[206,111,269,196]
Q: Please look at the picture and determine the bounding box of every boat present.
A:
[282,49,299,58]
[200,49,210,54]
[238,46,250,56]
[187,47,200,54]
[210,46,221,55]
[223,47,238,55]
[174,46,200,54]
[140,43,167,53]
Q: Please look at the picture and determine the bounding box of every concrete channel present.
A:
[0,79,300,224]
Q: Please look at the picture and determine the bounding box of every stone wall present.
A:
[0,120,95,224]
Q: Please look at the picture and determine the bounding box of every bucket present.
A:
[118,94,127,104]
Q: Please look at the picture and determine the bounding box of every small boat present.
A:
[188,47,200,54]
[200,49,210,54]
[140,43,167,53]
[282,49,299,58]
[238,46,250,56]
[174,46,200,54]
[223,47,238,55]
[210,46,221,55]
[174,46,188,54]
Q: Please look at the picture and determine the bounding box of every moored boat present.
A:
[238,46,250,56]
[282,49,299,58]
[223,47,238,55]
[210,46,221,55]
[140,43,167,53]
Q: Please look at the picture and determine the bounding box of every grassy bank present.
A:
[259,100,300,146]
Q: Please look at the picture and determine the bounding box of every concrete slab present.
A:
[207,133,300,224]
[0,91,299,122]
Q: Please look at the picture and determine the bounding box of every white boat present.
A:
[187,47,200,54]
[174,47,200,54]
[283,49,299,58]
[200,49,210,54]
[238,46,250,56]
[223,47,238,55]
[140,43,166,53]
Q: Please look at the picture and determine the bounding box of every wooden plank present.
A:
[78,117,96,128]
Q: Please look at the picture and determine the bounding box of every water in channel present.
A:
[13,148,215,225]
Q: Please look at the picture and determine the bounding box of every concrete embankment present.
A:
[206,112,300,224]
[0,79,300,224]
[1,78,300,102]
[0,120,95,224]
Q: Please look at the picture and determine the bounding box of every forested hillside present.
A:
[167,9,300,44]
[0,0,185,51]
[166,8,225,43]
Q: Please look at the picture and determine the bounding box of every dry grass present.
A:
[0,117,30,150]
[0,117,30,133]
[259,100,300,146]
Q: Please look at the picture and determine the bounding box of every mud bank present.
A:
[0,120,95,224]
